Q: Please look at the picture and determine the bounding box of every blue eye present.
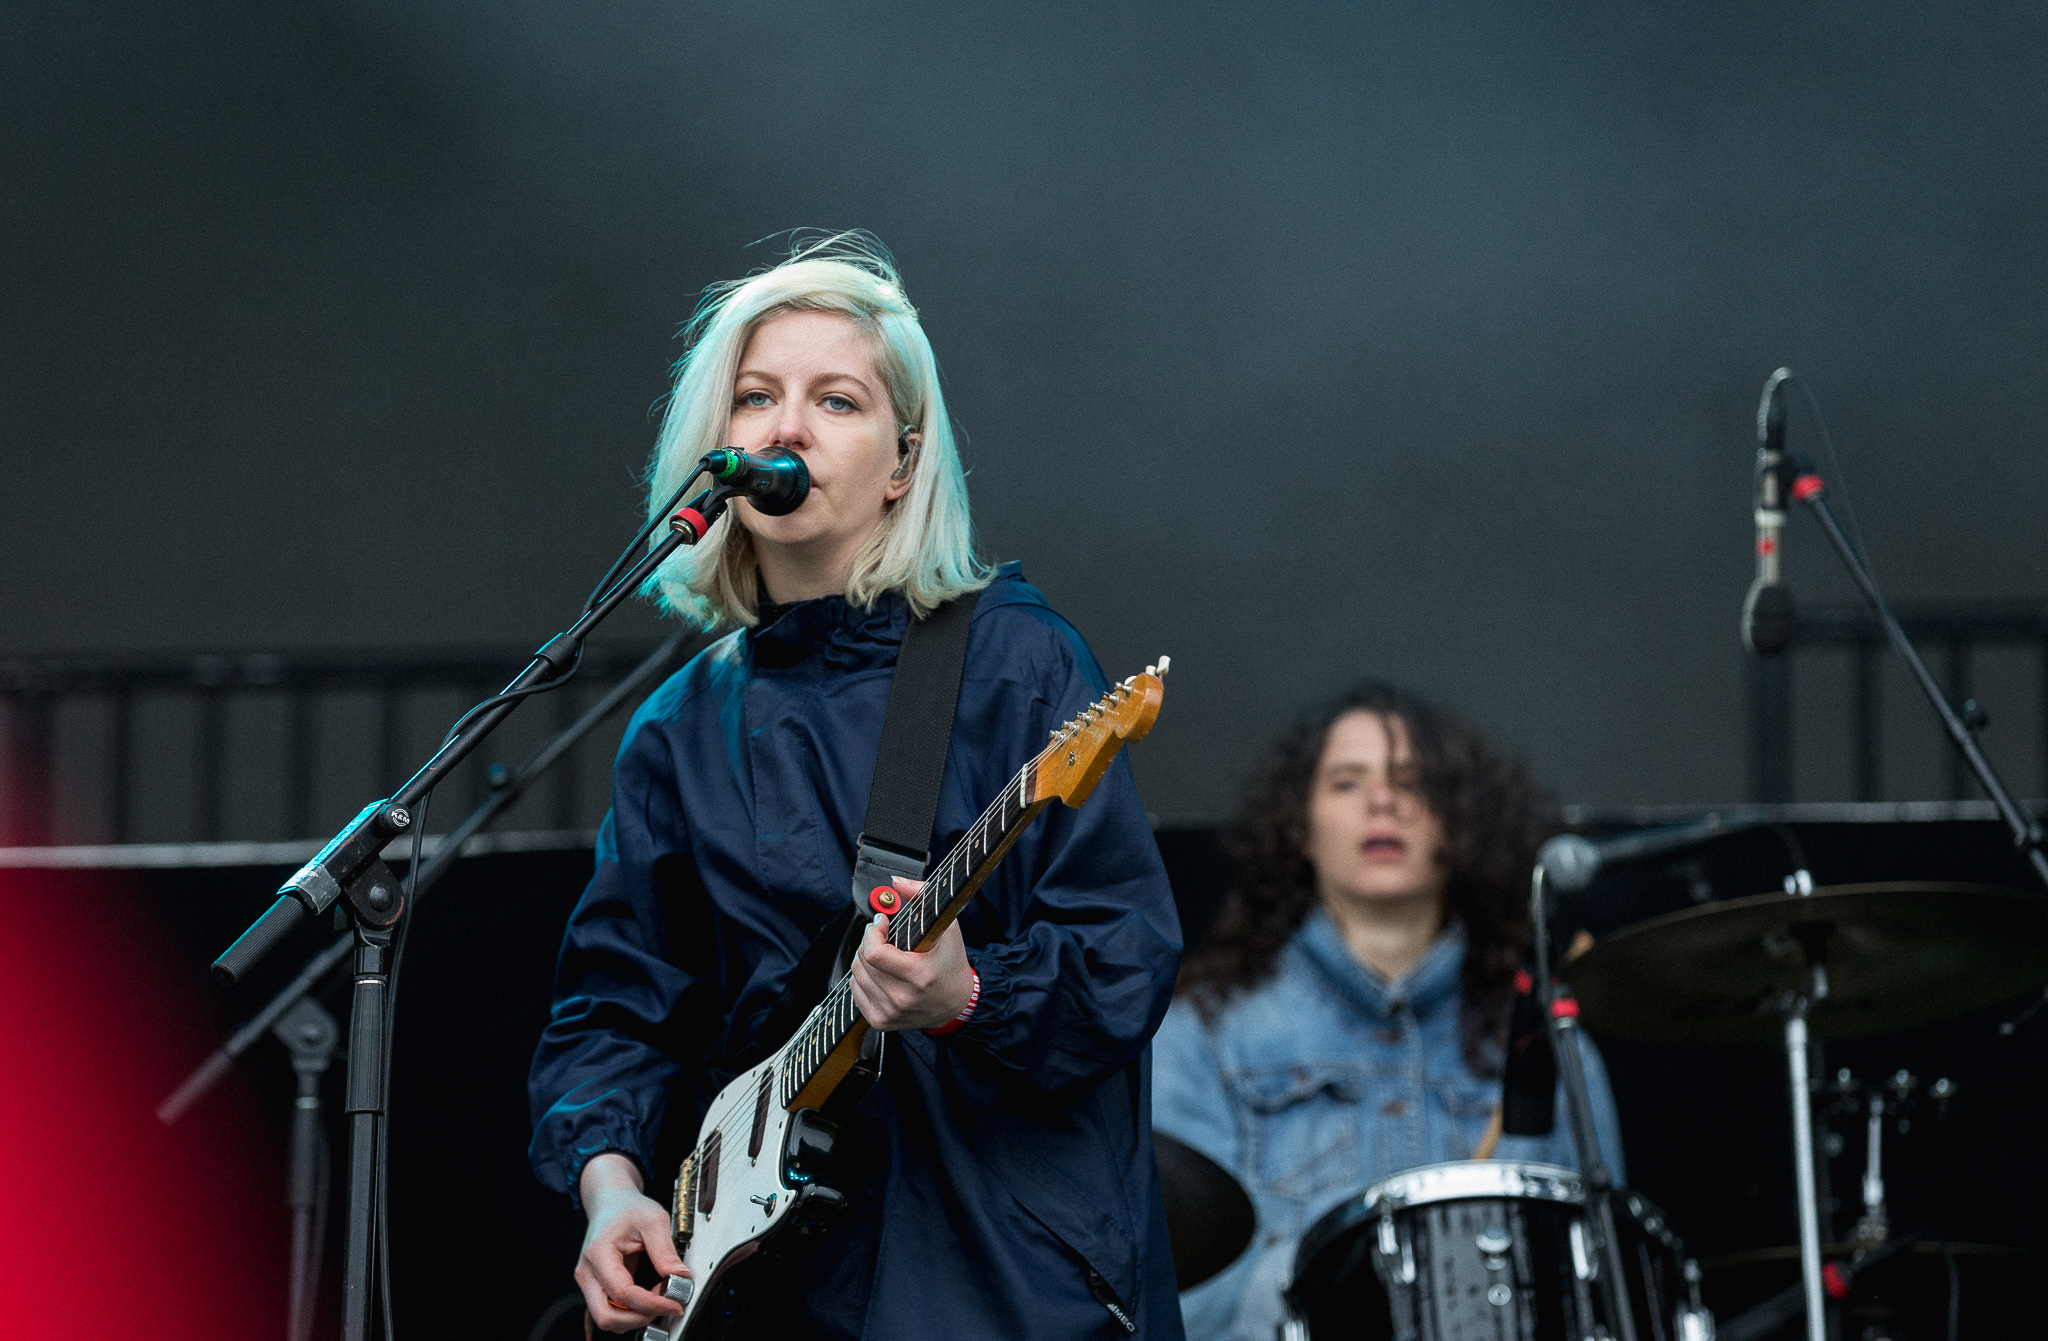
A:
[822,394,855,412]
[737,390,771,408]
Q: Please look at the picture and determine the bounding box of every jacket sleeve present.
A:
[1150,998,1241,1174]
[940,611,1184,1093]
[527,708,713,1207]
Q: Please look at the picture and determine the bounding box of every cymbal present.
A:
[1565,883,2048,1045]
[1153,1131,1256,1289]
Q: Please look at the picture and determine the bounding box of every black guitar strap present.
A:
[727,595,976,1069]
[848,592,977,920]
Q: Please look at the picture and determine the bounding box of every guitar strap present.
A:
[724,594,976,1070]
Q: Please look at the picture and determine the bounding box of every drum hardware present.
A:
[1816,1069,1955,1250]
[1705,1240,2039,1341]
[1779,959,1830,1341]
[1284,1161,1714,1341]
[1564,881,2048,1341]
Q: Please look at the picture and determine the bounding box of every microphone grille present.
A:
[1742,582,1797,656]
[1538,834,1601,892]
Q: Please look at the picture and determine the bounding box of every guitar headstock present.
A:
[1030,657,1169,808]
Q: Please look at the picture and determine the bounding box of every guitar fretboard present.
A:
[775,760,1042,1108]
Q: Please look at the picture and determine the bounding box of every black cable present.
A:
[374,783,432,1341]
[584,466,709,614]
[438,647,586,745]
[1787,374,1874,570]
[436,464,712,745]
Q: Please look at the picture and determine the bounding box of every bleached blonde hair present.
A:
[642,232,990,628]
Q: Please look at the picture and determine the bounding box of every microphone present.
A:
[700,447,811,516]
[1537,815,1762,892]
[1741,368,1796,655]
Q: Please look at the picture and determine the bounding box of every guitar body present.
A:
[629,659,1170,1339]
[639,1032,880,1341]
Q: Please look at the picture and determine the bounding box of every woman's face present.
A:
[726,309,912,562]
[1304,710,1450,915]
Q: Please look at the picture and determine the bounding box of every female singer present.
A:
[527,235,1185,1338]
[1152,682,1624,1341]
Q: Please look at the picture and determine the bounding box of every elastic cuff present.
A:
[924,967,981,1037]
[941,951,1010,1046]
[565,1144,647,1213]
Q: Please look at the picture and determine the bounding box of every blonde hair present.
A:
[642,232,990,628]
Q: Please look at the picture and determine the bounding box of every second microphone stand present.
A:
[1788,469,2048,891]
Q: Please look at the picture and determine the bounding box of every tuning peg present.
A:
[1144,665,1156,677]
[1157,655,1171,676]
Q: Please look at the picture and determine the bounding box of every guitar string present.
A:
[769,679,1134,1109]
[688,760,1028,1163]
[684,682,1136,1177]
[692,746,1044,1161]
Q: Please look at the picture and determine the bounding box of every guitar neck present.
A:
[774,660,1166,1115]
[777,760,1048,1111]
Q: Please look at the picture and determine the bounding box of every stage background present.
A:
[7,0,2048,824]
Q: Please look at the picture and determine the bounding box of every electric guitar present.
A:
[632,657,1171,1340]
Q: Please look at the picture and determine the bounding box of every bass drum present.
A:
[1283,1161,1712,1341]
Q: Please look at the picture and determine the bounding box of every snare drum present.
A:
[1283,1161,1712,1341]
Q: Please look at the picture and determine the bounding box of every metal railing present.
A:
[0,640,699,847]
[1748,601,2048,804]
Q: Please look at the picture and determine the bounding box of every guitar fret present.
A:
[790,753,1079,1107]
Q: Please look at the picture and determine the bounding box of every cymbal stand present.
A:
[1773,959,1829,1341]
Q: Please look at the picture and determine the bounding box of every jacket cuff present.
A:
[922,967,982,1036]
[941,950,1011,1046]
[564,1141,650,1213]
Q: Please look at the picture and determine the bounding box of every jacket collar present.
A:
[744,561,1028,672]
[1295,905,1467,1021]
[747,587,908,672]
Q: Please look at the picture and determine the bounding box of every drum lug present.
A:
[1570,1217,1599,1281]
[1676,1306,1717,1341]
[1374,1215,1417,1285]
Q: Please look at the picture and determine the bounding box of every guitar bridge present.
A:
[670,1152,697,1253]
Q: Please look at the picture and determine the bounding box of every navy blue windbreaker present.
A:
[527,563,1186,1339]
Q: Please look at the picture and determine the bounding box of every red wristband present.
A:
[924,968,981,1037]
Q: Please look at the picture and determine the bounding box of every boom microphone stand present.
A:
[1787,468,2048,892]
[207,473,747,1341]
[159,628,694,1120]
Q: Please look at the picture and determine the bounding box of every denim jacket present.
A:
[1152,909,1625,1341]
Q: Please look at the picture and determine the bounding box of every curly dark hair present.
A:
[1178,681,1552,1074]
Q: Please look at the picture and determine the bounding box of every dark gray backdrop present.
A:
[8,1,2047,823]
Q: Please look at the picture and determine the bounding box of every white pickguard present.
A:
[642,1052,798,1341]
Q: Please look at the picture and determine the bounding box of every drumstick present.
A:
[1471,1105,1504,1160]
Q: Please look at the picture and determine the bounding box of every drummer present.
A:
[1153,681,1627,1340]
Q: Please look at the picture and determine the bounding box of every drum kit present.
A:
[1158,880,2048,1340]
